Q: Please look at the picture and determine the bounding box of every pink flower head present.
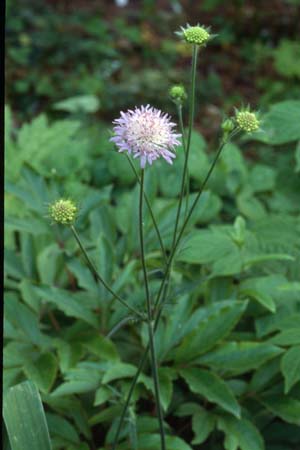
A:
[110,105,181,168]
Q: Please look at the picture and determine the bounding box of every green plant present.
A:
[4,17,300,450]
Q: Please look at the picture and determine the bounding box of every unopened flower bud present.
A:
[221,118,235,133]
[169,85,187,105]
[235,110,260,133]
[49,199,78,225]
[176,24,213,47]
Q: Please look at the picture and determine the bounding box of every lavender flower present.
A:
[110,105,181,168]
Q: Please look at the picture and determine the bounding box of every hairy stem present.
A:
[126,154,167,263]
[139,170,166,450]
[171,44,198,250]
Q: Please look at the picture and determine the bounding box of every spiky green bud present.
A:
[49,199,77,225]
[176,24,213,47]
[236,110,260,133]
[184,26,210,45]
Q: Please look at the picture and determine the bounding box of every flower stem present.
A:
[139,170,166,450]
[171,44,198,250]
[126,154,167,263]
[154,136,229,316]
[70,225,143,319]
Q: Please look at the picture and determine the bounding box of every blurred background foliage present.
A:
[4,1,300,450]
[6,0,300,136]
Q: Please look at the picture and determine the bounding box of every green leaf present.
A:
[23,353,58,393]
[252,100,300,145]
[196,342,283,375]
[180,368,241,418]
[175,301,247,362]
[261,395,300,425]
[82,335,120,361]
[102,362,138,384]
[46,413,80,444]
[296,141,300,172]
[239,275,285,312]
[53,95,100,113]
[217,415,265,450]
[280,346,300,393]
[34,285,98,327]
[269,329,300,346]
[3,381,52,450]
[192,408,215,445]
[94,386,112,406]
[117,434,193,450]
[158,367,174,412]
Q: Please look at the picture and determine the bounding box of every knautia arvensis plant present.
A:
[48,23,260,450]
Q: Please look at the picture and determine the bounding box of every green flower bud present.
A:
[49,199,78,225]
[184,26,210,45]
[221,118,235,133]
[176,24,213,47]
[236,110,260,133]
[169,85,187,105]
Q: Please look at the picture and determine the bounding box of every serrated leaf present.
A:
[3,381,52,450]
[23,353,58,393]
[175,301,247,362]
[192,408,215,444]
[217,415,265,450]
[102,362,137,384]
[180,368,240,418]
[196,342,283,375]
[280,346,300,393]
[252,100,300,145]
[34,285,98,327]
[261,395,300,425]
[46,413,80,444]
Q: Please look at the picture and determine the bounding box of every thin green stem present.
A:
[139,170,152,319]
[154,136,229,317]
[171,45,198,250]
[139,170,166,450]
[70,225,143,319]
[177,104,190,219]
[126,154,167,264]
[112,350,148,450]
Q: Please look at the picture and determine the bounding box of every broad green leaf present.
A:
[280,346,300,393]
[4,294,51,348]
[261,395,300,425]
[252,100,300,145]
[249,164,276,193]
[3,381,52,450]
[196,342,283,374]
[180,368,240,418]
[102,362,137,384]
[94,386,112,406]
[23,353,58,394]
[249,357,281,392]
[269,329,300,346]
[239,275,285,312]
[46,413,80,445]
[82,335,120,362]
[296,140,300,172]
[117,434,193,450]
[192,408,215,444]
[89,405,122,426]
[67,258,98,294]
[217,415,265,450]
[53,95,100,113]
[51,367,101,397]
[34,285,98,327]
[158,367,174,412]
[175,301,247,362]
